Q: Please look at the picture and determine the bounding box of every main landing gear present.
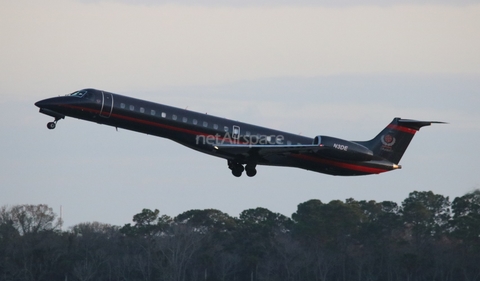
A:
[228,160,257,177]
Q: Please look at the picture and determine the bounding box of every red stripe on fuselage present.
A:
[62,104,389,174]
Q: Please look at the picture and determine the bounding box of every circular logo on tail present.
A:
[381,134,396,151]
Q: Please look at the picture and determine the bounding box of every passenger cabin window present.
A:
[193,119,198,125]
[224,126,229,132]
[129,105,134,111]
[287,141,292,145]
[161,112,166,118]
[245,131,251,136]
[172,115,177,120]
[140,107,145,113]
[203,121,208,127]
[120,103,126,109]
[151,110,156,115]
[183,117,187,123]
[213,124,218,130]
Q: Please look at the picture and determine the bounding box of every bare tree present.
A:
[156,223,203,281]
[4,204,62,235]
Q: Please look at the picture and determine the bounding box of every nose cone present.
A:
[35,97,61,108]
[35,99,47,108]
[35,97,67,120]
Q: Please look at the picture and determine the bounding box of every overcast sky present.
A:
[1,0,479,228]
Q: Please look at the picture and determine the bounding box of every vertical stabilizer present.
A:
[357,118,444,164]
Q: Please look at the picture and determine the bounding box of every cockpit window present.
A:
[70,91,87,98]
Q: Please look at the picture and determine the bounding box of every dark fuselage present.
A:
[36,89,421,177]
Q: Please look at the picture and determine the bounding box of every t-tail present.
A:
[357,118,445,164]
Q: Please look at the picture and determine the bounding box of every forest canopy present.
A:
[1,190,479,281]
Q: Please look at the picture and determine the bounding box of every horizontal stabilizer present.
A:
[397,119,447,130]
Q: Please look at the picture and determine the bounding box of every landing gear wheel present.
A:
[245,165,257,177]
[47,122,56,130]
[46,117,62,130]
[232,168,243,177]
[228,160,244,177]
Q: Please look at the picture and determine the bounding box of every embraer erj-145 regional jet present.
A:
[35,89,444,177]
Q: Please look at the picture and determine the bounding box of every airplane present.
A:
[35,89,444,177]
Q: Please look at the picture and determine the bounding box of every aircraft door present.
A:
[99,91,113,118]
[232,125,240,143]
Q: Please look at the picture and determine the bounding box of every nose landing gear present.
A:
[39,108,65,130]
[47,121,57,130]
[46,117,62,130]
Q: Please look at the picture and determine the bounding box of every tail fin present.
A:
[357,118,445,164]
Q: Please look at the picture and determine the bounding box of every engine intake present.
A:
[313,135,374,161]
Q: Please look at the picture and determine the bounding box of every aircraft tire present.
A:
[245,166,257,177]
[228,160,244,177]
[47,122,56,130]
[232,169,243,177]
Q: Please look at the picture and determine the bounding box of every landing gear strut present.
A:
[46,117,61,130]
[39,108,65,130]
[228,161,257,177]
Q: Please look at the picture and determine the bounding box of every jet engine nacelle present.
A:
[313,135,374,161]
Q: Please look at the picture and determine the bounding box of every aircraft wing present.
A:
[213,143,320,159]
[214,138,376,163]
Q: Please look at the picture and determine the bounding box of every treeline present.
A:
[1,190,480,281]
